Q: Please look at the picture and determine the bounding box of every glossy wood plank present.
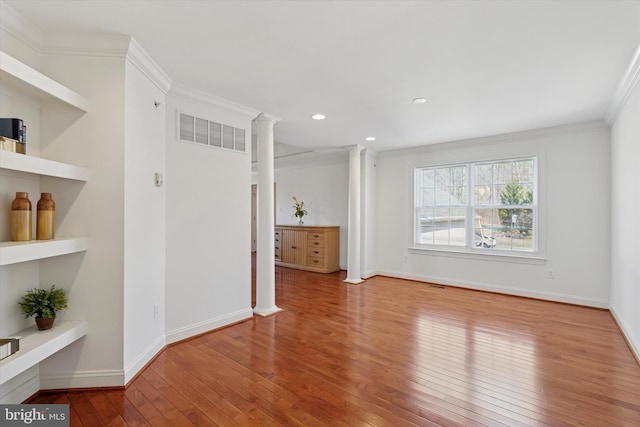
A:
[32,264,640,426]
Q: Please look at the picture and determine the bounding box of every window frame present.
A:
[413,155,540,258]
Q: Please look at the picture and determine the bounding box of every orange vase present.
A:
[36,192,55,240]
[11,192,32,241]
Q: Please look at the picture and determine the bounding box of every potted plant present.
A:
[18,285,68,331]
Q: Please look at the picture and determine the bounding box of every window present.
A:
[415,157,536,254]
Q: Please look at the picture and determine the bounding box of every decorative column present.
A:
[254,113,282,316]
[345,145,364,284]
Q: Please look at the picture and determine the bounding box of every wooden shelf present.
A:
[0,237,88,266]
[0,150,89,181]
[0,51,89,112]
[0,320,88,384]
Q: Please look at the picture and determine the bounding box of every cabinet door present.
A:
[281,229,307,265]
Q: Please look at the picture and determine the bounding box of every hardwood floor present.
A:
[31,267,640,426]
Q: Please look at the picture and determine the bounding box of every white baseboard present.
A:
[0,366,39,404]
[361,270,376,279]
[39,369,125,390]
[610,307,640,362]
[165,308,254,345]
[373,269,610,308]
[124,335,166,385]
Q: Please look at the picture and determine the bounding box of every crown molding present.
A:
[0,1,43,53]
[251,149,348,174]
[170,83,261,119]
[42,33,131,58]
[605,44,640,126]
[379,119,608,159]
[126,38,172,94]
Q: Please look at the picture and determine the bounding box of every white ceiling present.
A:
[5,0,640,152]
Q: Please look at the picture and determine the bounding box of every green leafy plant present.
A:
[498,182,533,233]
[18,285,68,319]
[292,196,308,225]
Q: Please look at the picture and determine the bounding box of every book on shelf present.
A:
[0,337,20,360]
[0,136,25,154]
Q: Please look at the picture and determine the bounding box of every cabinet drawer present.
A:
[308,247,324,258]
[308,239,325,249]
[308,232,325,241]
[307,256,325,268]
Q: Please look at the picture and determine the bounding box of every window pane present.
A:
[435,168,450,187]
[521,184,533,204]
[498,208,534,251]
[493,162,512,184]
[475,185,492,205]
[421,188,435,206]
[474,208,497,249]
[498,182,532,206]
[476,163,492,185]
[452,166,466,186]
[450,207,466,246]
[451,186,466,205]
[421,169,434,188]
[418,208,434,244]
[513,159,533,183]
[436,187,450,205]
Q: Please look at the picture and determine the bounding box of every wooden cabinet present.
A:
[274,225,340,273]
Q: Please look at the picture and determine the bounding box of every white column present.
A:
[254,113,282,316]
[345,145,364,284]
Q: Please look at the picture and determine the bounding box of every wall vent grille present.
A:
[178,112,246,153]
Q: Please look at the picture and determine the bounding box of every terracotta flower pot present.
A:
[35,317,55,331]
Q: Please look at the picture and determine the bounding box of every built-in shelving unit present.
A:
[0,51,90,111]
[0,150,89,181]
[0,321,88,385]
[0,50,90,394]
[0,237,89,266]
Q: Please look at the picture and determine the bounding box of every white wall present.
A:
[272,157,350,268]
[375,122,611,307]
[165,86,255,343]
[37,49,127,388]
[122,47,168,383]
[610,65,640,359]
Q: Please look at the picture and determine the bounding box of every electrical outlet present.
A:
[153,303,160,319]
[547,269,556,279]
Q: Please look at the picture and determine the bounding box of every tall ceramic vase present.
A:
[11,192,32,241]
[37,192,55,240]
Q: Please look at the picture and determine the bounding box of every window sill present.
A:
[408,246,546,265]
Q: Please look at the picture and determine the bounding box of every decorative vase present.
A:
[11,192,32,241]
[298,217,304,225]
[36,192,55,240]
[35,317,55,331]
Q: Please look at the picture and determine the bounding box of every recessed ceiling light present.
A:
[413,97,427,104]
[365,136,376,141]
[311,114,326,120]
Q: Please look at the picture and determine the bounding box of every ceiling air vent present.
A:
[177,111,246,153]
